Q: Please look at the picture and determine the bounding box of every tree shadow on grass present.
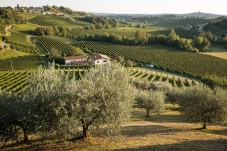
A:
[121,125,182,137]
[131,114,187,124]
[200,127,227,136]
[114,139,227,151]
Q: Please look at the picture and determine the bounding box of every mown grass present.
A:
[29,15,77,27]
[0,49,29,60]
[70,26,166,39]
[1,107,226,151]
[11,23,41,34]
[18,13,38,20]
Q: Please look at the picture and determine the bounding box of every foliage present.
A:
[14,63,135,140]
[68,63,136,137]
[179,85,227,129]
[0,91,29,144]
[124,60,134,67]
[77,16,119,29]
[131,78,151,90]
[149,30,198,52]
[201,74,227,89]
[25,67,78,140]
[0,7,27,27]
[150,81,173,94]
[135,90,165,117]
[135,30,148,45]
[35,27,54,36]
[166,87,183,106]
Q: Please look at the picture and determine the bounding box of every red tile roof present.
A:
[64,56,87,61]
[90,54,110,61]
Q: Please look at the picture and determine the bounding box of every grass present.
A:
[0,49,29,59]
[1,107,226,151]
[18,13,38,20]
[150,28,199,39]
[11,23,41,34]
[29,15,78,27]
[200,46,227,60]
[0,55,45,71]
[154,18,209,28]
[70,26,166,39]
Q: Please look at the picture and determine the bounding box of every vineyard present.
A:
[0,69,86,94]
[5,32,41,54]
[34,36,76,55]
[77,41,227,78]
[0,67,196,94]
[0,55,44,71]
[128,68,196,87]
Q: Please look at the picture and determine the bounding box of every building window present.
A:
[97,61,99,63]
[103,60,108,63]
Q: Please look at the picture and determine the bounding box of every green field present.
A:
[11,23,41,34]
[154,18,209,28]
[150,28,199,39]
[29,15,78,27]
[70,26,166,39]
[0,55,44,71]
[77,41,227,78]
[0,49,29,59]
[18,13,39,20]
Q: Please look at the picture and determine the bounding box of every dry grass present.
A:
[201,46,227,60]
[1,109,227,151]
[201,52,227,60]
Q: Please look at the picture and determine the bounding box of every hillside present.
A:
[181,12,222,19]
[204,18,227,36]
[154,18,209,28]
[29,15,77,27]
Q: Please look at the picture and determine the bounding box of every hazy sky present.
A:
[1,0,227,15]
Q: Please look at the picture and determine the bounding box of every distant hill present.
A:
[180,12,222,19]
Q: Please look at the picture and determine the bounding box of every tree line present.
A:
[0,7,27,34]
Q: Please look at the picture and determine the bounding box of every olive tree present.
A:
[131,78,151,90]
[135,90,165,117]
[150,81,173,94]
[68,63,136,138]
[166,87,183,107]
[25,66,78,140]
[179,85,227,129]
[0,91,29,145]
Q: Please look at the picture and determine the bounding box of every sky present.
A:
[0,0,227,15]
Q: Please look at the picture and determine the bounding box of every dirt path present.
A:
[5,25,12,36]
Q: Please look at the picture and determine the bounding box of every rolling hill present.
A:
[29,15,77,27]
[154,18,209,28]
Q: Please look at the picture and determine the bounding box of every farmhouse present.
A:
[64,54,110,65]
[90,54,110,65]
[64,55,88,65]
